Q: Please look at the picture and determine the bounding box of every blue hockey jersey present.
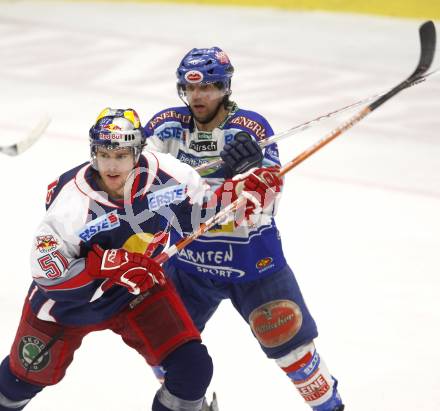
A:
[144,103,287,283]
[29,152,206,326]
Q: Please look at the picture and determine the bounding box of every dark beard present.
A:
[191,100,224,125]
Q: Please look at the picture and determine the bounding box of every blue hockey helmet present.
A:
[89,108,146,169]
[176,47,234,98]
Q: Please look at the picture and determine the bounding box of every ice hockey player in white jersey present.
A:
[145,47,345,411]
[0,107,282,411]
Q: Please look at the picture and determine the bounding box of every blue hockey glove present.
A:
[221,132,263,178]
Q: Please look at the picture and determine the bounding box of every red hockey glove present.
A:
[213,166,283,225]
[86,245,166,295]
[239,166,283,219]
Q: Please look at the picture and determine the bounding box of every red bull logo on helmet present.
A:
[103,124,122,131]
[185,70,203,83]
[98,132,123,140]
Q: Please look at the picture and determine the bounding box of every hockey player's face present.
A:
[95,147,135,198]
[186,83,226,125]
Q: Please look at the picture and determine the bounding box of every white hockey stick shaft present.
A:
[193,93,381,173]
[194,67,439,174]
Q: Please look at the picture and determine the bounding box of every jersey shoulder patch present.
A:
[227,109,274,141]
[145,106,192,134]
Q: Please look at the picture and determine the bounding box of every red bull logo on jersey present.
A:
[147,184,187,211]
[77,211,120,242]
[35,235,60,254]
[185,70,203,83]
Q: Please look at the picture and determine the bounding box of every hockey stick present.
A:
[155,20,436,265]
[280,20,435,175]
[0,113,51,156]
[194,95,381,174]
[195,57,439,175]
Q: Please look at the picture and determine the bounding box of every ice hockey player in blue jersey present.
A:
[0,107,282,411]
[144,47,345,411]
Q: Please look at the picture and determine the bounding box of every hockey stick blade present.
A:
[370,20,435,111]
[281,20,436,175]
[0,114,51,156]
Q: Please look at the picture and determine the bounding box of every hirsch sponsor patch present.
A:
[249,300,303,348]
[18,336,50,372]
[147,184,187,211]
[77,211,120,242]
[189,140,218,153]
[35,234,60,254]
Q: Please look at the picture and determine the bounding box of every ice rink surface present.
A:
[0,2,439,410]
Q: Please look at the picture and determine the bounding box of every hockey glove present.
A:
[220,132,263,179]
[86,245,166,295]
[214,166,283,225]
[240,166,283,218]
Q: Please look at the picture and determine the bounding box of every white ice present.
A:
[0,2,439,410]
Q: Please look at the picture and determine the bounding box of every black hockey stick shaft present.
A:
[281,20,436,175]
[370,21,436,110]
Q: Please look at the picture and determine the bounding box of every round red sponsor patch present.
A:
[249,300,303,348]
[185,70,203,83]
